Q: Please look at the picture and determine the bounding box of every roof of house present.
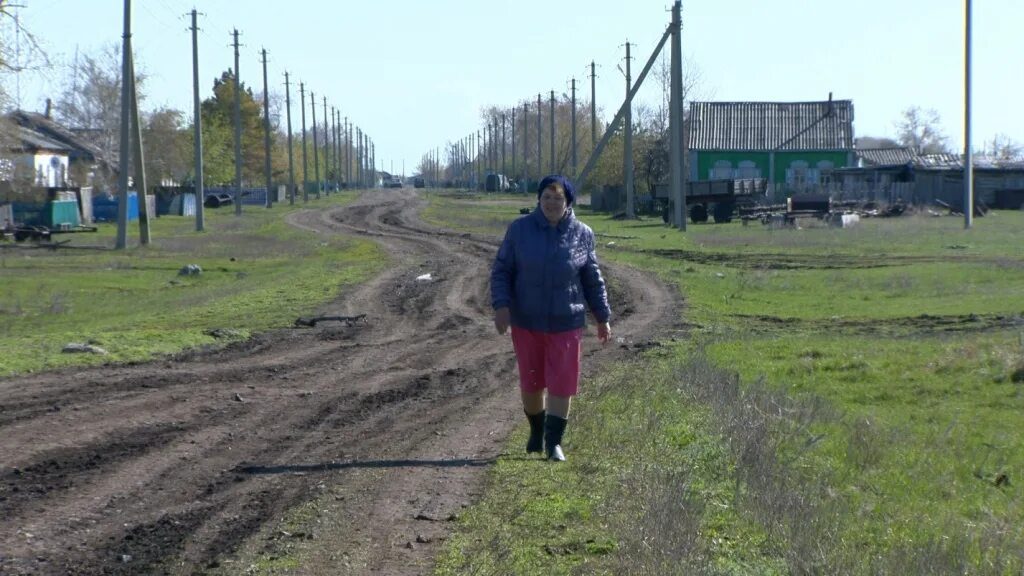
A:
[853,147,1024,171]
[688,99,855,152]
[856,147,916,166]
[13,125,73,153]
[5,110,106,164]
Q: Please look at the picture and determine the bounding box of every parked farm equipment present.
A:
[657,178,768,224]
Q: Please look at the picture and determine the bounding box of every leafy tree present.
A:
[200,69,271,186]
[895,106,950,154]
[142,107,191,186]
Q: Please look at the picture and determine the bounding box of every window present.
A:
[737,160,761,179]
[711,160,733,180]
[786,160,809,188]
[817,160,834,187]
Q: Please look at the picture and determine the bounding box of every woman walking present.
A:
[490,175,611,461]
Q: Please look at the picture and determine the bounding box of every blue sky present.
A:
[5,0,1022,172]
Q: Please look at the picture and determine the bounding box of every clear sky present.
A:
[5,0,1022,173]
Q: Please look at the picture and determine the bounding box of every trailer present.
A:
[657,178,768,224]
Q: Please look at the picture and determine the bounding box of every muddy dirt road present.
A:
[0,189,678,575]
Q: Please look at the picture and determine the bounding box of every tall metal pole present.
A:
[232,29,242,216]
[624,41,635,218]
[261,48,272,208]
[670,1,686,230]
[571,78,577,178]
[115,0,132,249]
[550,90,556,174]
[299,82,308,203]
[310,91,320,198]
[964,0,973,229]
[284,72,295,205]
[190,9,205,230]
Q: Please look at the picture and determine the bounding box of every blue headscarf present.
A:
[537,175,576,206]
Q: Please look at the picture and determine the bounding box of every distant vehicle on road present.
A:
[413,177,425,188]
[387,177,403,188]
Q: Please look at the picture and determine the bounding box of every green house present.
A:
[688,98,855,200]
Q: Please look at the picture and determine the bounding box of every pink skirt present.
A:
[510,326,583,397]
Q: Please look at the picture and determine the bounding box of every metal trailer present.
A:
[656,178,768,224]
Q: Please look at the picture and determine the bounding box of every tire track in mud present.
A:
[0,188,679,575]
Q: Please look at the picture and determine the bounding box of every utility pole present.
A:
[590,60,597,149]
[550,90,556,175]
[536,93,542,179]
[261,48,272,208]
[129,48,150,244]
[571,77,577,178]
[189,9,205,230]
[523,101,529,184]
[299,82,308,203]
[964,0,973,229]
[284,72,295,205]
[670,1,686,230]
[310,91,320,198]
[511,108,516,181]
[355,127,361,187]
[333,109,340,190]
[322,96,330,195]
[115,0,133,249]
[232,29,242,216]
[624,41,635,218]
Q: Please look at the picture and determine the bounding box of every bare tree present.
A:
[855,136,900,149]
[982,133,1022,161]
[54,43,147,188]
[895,106,950,155]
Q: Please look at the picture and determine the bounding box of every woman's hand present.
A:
[597,321,611,345]
[494,307,511,335]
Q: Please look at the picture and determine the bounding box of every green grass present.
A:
[0,192,385,376]
[425,191,1024,575]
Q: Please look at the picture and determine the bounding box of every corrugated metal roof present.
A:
[15,125,72,152]
[857,147,916,166]
[688,100,855,151]
[846,150,1024,171]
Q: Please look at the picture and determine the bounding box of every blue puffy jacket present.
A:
[491,206,611,333]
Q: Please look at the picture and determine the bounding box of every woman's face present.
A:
[540,185,568,224]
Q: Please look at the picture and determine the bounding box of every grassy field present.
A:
[0,192,385,377]
[424,191,1024,575]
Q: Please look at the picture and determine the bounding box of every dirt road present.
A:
[0,189,678,575]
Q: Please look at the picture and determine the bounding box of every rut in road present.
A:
[0,189,679,575]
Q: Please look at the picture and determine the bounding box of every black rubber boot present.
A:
[544,414,568,462]
[525,410,545,454]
